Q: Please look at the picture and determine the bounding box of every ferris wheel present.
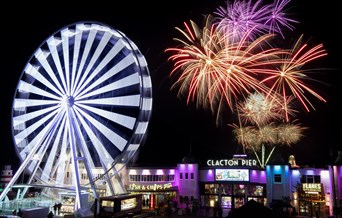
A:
[0,21,152,209]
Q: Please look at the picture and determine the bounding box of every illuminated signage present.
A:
[215,169,249,181]
[302,183,322,192]
[129,182,173,191]
[207,159,257,167]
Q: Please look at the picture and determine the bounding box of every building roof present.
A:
[182,152,198,164]
[335,150,342,165]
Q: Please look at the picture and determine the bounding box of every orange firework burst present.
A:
[165,15,226,110]
[260,34,328,116]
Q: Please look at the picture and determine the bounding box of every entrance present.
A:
[299,201,325,217]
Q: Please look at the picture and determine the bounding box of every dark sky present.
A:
[0,1,340,170]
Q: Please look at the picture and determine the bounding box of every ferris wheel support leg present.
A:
[0,147,36,201]
[19,130,58,200]
[103,166,115,196]
[0,112,63,202]
[71,112,99,200]
[111,165,127,195]
[67,107,84,210]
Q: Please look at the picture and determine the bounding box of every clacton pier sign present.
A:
[206,158,257,167]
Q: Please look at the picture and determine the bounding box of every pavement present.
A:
[52,215,315,218]
[52,213,316,218]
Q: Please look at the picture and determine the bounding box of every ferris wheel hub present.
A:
[62,95,74,107]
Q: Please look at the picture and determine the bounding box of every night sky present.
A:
[0,1,340,171]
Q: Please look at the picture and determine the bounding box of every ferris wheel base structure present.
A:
[0,21,152,212]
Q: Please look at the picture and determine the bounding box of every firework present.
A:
[165,15,225,110]
[265,0,298,38]
[277,122,306,145]
[260,34,328,114]
[214,0,271,41]
[166,0,328,131]
[237,92,298,124]
[237,92,276,126]
[214,0,297,41]
[165,15,283,115]
[231,120,305,150]
[231,91,306,167]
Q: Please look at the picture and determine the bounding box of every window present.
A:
[221,184,232,195]
[233,184,245,195]
[204,184,219,194]
[307,175,314,183]
[180,173,183,179]
[247,185,264,196]
[185,173,188,179]
[190,173,194,180]
[274,174,282,183]
[300,175,321,183]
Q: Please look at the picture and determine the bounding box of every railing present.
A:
[0,197,54,215]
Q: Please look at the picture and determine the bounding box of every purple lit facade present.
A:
[199,157,267,217]
[266,164,336,217]
[121,154,341,217]
[123,155,267,216]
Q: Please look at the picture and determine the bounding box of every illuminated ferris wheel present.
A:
[0,22,152,209]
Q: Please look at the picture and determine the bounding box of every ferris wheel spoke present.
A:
[76,95,140,107]
[41,116,67,183]
[76,104,136,130]
[73,38,126,97]
[24,63,64,97]
[35,48,66,95]
[73,30,112,96]
[14,108,60,146]
[69,111,96,170]
[18,110,66,159]
[61,29,74,95]
[13,98,60,109]
[17,80,61,100]
[27,128,56,174]
[73,108,114,166]
[47,36,69,95]
[72,26,97,95]
[76,73,140,101]
[70,27,83,96]
[74,106,127,151]
[56,121,70,185]
[75,52,136,98]
[13,105,59,128]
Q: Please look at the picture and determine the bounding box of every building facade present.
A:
[121,154,341,217]
[1,153,341,217]
[0,165,13,191]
